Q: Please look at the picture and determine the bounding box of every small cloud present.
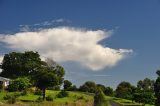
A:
[53,18,65,23]
[19,25,30,32]
[91,74,111,77]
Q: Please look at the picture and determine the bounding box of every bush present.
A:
[77,96,84,100]
[34,89,42,95]
[7,77,31,92]
[21,90,28,96]
[3,94,11,100]
[8,96,16,104]
[36,96,43,102]
[46,95,53,101]
[3,93,19,104]
[94,88,105,106]
[57,90,68,98]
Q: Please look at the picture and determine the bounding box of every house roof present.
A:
[0,76,10,81]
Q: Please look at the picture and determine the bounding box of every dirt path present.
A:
[109,100,122,106]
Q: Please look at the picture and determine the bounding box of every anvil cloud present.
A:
[0,27,132,70]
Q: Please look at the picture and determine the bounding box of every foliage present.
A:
[79,81,97,93]
[46,95,53,101]
[104,87,113,96]
[0,51,46,79]
[57,90,69,98]
[97,84,106,92]
[33,62,65,100]
[34,88,42,95]
[137,78,154,92]
[3,93,21,104]
[7,77,31,92]
[94,88,105,106]
[48,85,60,90]
[154,70,160,106]
[133,92,155,105]
[36,96,43,102]
[115,81,134,99]
[63,80,72,90]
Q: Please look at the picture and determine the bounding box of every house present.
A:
[0,76,10,89]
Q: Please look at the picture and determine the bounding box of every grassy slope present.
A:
[0,90,154,106]
[0,90,93,106]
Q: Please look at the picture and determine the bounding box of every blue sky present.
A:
[0,0,160,89]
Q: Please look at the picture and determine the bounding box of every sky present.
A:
[0,0,160,89]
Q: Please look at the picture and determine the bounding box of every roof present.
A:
[0,77,10,81]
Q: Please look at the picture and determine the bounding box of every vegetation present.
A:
[0,51,159,106]
[154,70,160,106]
[94,88,105,106]
[7,77,31,92]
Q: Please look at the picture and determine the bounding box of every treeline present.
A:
[1,51,160,106]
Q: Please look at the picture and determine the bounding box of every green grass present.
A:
[0,90,155,106]
[0,90,93,106]
[105,96,154,106]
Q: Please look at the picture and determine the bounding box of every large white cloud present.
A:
[0,27,132,70]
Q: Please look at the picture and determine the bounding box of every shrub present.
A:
[3,93,19,104]
[7,96,16,104]
[94,88,105,106]
[7,77,31,92]
[77,96,84,100]
[3,94,11,100]
[36,96,43,102]
[46,95,53,101]
[57,90,68,98]
[21,90,28,96]
[34,89,42,95]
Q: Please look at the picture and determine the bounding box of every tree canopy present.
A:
[0,51,46,78]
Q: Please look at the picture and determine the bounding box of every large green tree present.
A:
[34,64,65,100]
[0,51,46,78]
[154,70,160,106]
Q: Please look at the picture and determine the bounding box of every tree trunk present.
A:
[42,88,46,101]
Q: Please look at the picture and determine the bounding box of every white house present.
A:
[0,76,10,89]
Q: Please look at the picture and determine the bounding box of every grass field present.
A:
[0,90,93,106]
[105,96,154,106]
[0,90,155,106]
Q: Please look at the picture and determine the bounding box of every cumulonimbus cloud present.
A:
[0,27,132,70]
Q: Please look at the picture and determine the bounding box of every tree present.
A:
[34,65,65,100]
[94,88,105,106]
[0,51,45,78]
[97,84,106,92]
[137,78,154,92]
[115,81,133,99]
[104,87,113,96]
[154,70,160,106]
[63,80,72,91]
[79,81,97,93]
